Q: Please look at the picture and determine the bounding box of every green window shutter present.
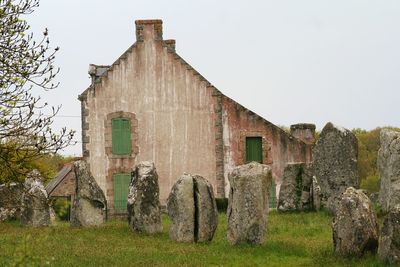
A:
[245,137,263,163]
[269,180,276,209]
[112,118,132,155]
[113,173,131,211]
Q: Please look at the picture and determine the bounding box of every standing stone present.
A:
[127,161,162,234]
[21,170,51,226]
[167,174,218,242]
[369,192,379,205]
[278,163,313,212]
[378,204,400,264]
[193,175,218,242]
[378,129,400,212]
[313,122,359,214]
[0,183,23,221]
[167,175,194,242]
[312,176,322,211]
[227,162,272,245]
[332,187,379,257]
[71,160,107,227]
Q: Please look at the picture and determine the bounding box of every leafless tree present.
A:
[0,0,75,183]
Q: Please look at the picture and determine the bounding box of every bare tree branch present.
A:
[0,0,75,183]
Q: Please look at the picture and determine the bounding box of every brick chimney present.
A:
[290,123,316,145]
[135,19,163,41]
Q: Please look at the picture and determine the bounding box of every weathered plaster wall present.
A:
[222,97,312,197]
[81,22,217,213]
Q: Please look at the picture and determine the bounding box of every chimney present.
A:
[290,123,316,145]
[135,19,163,41]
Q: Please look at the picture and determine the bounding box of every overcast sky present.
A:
[27,0,400,156]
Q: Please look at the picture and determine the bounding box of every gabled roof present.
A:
[45,164,73,195]
[78,22,307,147]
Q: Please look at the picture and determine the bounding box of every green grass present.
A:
[0,211,389,267]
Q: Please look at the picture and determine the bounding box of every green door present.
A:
[246,137,263,163]
[113,173,131,211]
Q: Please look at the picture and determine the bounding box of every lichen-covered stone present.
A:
[332,187,379,257]
[378,204,400,264]
[278,163,313,212]
[167,174,194,242]
[313,122,359,214]
[312,176,322,211]
[378,129,400,212]
[0,183,23,221]
[21,170,51,227]
[227,162,272,245]
[71,160,106,227]
[369,192,379,205]
[167,174,218,242]
[193,175,218,242]
[127,161,162,234]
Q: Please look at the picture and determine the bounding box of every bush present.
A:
[360,174,380,193]
[52,198,71,221]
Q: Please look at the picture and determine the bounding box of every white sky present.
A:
[27,0,400,156]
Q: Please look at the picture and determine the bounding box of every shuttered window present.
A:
[112,118,131,155]
[113,173,131,211]
[245,137,263,163]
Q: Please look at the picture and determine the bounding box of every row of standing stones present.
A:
[0,161,107,226]
[1,123,399,262]
[0,161,107,227]
[127,161,272,245]
[277,123,400,264]
[1,159,272,246]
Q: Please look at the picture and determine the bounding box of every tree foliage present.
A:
[0,0,74,183]
[353,127,400,193]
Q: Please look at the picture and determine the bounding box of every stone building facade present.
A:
[78,19,313,216]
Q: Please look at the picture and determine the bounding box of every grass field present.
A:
[0,211,391,267]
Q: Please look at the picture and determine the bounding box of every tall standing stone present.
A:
[332,187,379,257]
[71,160,107,227]
[21,170,51,227]
[313,122,359,214]
[127,161,162,234]
[278,162,314,212]
[378,129,400,212]
[227,162,272,245]
[378,204,400,264]
[167,174,218,242]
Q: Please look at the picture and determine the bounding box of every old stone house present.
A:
[78,19,314,216]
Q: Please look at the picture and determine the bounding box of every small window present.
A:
[112,118,131,155]
[245,137,263,163]
[113,173,131,211]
